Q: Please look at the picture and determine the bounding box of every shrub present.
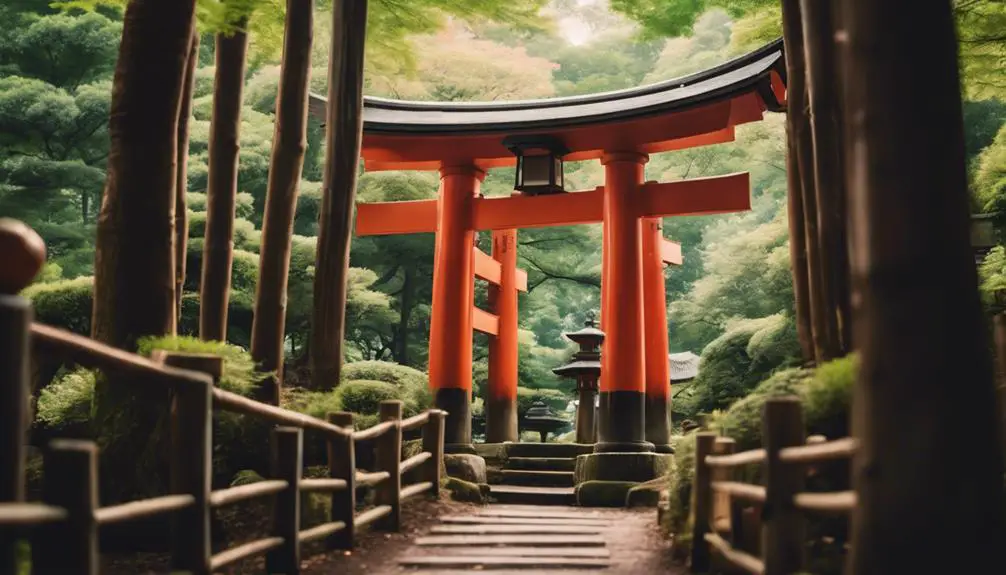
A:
[282,387,342,421]
[230,249,259,294]
[801,354,856,440]
[335,380,402,415]
[342,361,431,415]
[35,368,95,433]
[135,335,267,396]
[22,276,93,335]
[188,210,206,238]
[233,218,260,252]
[713,367,813,451]
[664,430,698,556]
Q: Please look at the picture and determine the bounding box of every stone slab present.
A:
[399,556,611,568]
[429,524,606,535]
[434,546,611,558]
[488,485,576,506]
[575,480,639,508]
[441,516,611,527]
[415,535,606,547]
[496,469,575,487]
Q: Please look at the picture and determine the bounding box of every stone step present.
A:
[440,515,611,527]
[505,457,577,472]
[489,485,576,506]
[474,508,609,520]
[414,534,605,547]
[429,523,606,535]
[428,546,611,558]
[496,469,575,487]
[399,556,610,569]
[505,443,594,459]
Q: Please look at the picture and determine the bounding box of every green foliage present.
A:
[801,354,856,440]
[135,335,267,396]
[712,367,812,450]
[664,430,698,549]
[21,276,93,334]
[334,380,402,415]
[35,368,95,430]
[341,360,431,412]
[281,387,342,421]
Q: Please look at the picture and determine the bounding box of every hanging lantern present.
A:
[502,135,569,196]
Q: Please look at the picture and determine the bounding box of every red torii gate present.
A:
[308,38,787,457]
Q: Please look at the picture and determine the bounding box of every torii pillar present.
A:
[642,216,679,453]
[428,164,482,454]
[486,228,520,443]
[596,152,654,453]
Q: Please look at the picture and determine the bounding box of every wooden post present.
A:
[842,0,1006,572]
[994,314,1006,464]
[166,364,213,574]
[712,437,736,539]
[690,432,716,572]
[0,219,43,575]
[34,440,98,575]
[267,427,303,574]
[375,400,402,530]
[327,412,355,550]
[761,397,805,575]
[422,409,445,500]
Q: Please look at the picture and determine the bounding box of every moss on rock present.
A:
[575,480,638,507]
[445,477,489,504]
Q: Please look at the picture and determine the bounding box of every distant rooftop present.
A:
[670,351,700,382]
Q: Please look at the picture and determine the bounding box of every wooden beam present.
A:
[514,269,528,292]
[472,248,501,286]
[660,239,683,266]
[472,308,499,336]
[355,199,438,236]
[638,173,751,218]
[354,172,751,236]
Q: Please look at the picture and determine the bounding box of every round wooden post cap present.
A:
[0,218,46,295]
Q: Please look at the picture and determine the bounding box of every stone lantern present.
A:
[552,313,604,444]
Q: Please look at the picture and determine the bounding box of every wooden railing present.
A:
[690,396,856,575]
[0,316,446,574]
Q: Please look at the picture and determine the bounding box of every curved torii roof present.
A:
[307,39,786,170]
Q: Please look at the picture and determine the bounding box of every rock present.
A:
[444,453,487,484]
[445,477,490,504]
[625,484,662,508]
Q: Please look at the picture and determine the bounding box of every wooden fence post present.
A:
[376,400,403,531]
[422,409,445,499]
[690,432,716,572]
[762,397,805,575]
[164,357,214,575]
[993,313,1006,464]
[0,288,32,575]
[328,412,355,550]
[34,439,98,575]
[268,427,303,574]
[712,437,736,538]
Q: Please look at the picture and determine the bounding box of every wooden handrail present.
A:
[30,323,211,389]
[95,494,195,525]
[704,532,765,574]
[705,448,766,468]
[300,478,349,492]
[0,503,67,527]
[778,437,857,463]
[793,491,856,513]
[353,419,396,441]
[209,536,285,571]
[209,480,288,507]
[401,411,430,431]
[212,388,352,439]
[401,451,432,474]
[356,470,391,487]
[711,481,767,503]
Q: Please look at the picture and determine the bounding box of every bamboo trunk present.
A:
[251,0,314,405]
[174,30,199,334]
[310,0,368,390]
[200,22,249,342]
[842,0,1006,571]
[780,0,816,364]
[801,0,849,358]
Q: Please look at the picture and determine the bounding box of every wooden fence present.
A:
[0,302,446,574]
[690,396,856,575]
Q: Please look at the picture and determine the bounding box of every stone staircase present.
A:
[488,443,594,506]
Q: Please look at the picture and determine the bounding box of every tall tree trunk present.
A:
[395,266,415,365]
[251,0,314,405]
[91,0,197,502]
[842,0,1005,571]
[199,21,249,342]
[801,0,849,358]
[174,30,199,334]
[780,0,815,364]
[81,192,89,224]
[310,0,368,390]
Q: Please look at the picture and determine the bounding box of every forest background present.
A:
[3,0,1005,429]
